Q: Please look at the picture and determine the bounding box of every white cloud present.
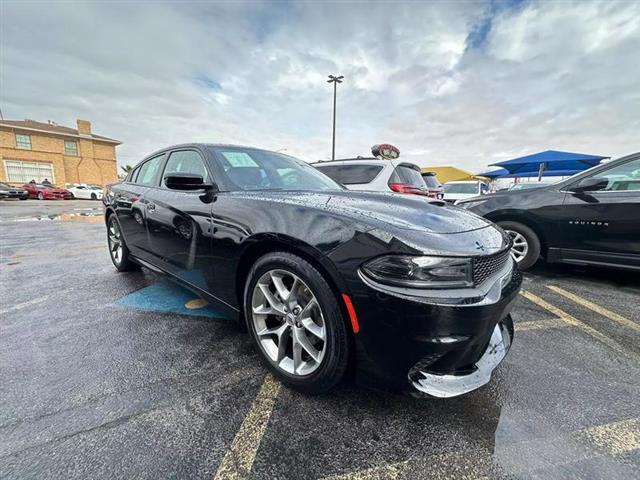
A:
[1,0,638,172]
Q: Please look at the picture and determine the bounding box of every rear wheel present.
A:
[244,252,349,394]
[91,193,97,200]
[107,215,140,272]
[498,221,541,270]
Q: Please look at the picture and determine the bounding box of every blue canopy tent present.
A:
[477,167,509,179]
[489,150,609,180]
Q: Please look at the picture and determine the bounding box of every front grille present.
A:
[472,249,511,286]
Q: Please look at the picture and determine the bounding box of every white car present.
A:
[443,181,489,203]
[312,158,430,197]
[67,184,103,200]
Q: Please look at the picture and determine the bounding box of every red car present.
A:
[22,183,72,200]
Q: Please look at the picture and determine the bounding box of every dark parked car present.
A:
[458,152,640,271]
[0,182,29,200]
[103,144,521,397]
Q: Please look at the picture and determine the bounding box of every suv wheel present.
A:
[498,221,541,270]
[245,252,349,394]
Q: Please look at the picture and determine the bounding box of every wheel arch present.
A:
[485,212,548,255]
[235,235,352,335]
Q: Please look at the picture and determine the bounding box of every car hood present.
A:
[248,190,495,234]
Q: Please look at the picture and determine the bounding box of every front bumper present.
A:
[409,318,512,398]
[349,263,522,396]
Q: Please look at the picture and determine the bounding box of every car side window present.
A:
[135,155,165,186]
[595,158,640,192]
[162,150,209,186]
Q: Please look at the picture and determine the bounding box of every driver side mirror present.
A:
[165,173,216,191]
[569,177,608,193]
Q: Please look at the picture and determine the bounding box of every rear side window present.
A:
[389,165,426,188]
[135,154,165,186]
[314,164,383,185]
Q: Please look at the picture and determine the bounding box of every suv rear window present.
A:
[389,165,426,188]
[422,175,440,189]
[314,164,383,185]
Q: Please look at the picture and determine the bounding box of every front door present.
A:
[560,156,640,266]
[144,149,216,291]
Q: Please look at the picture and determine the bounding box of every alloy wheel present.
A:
[505,229,529,263]
[107,218,124,266]
[251,269,327,376]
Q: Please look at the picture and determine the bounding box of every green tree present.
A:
[120,164,134,175]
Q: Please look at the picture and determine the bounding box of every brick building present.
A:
[0,119,121,186]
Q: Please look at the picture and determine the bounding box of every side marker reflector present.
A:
[342,294,359,334]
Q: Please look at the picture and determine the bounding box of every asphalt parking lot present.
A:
[1,199,639,479]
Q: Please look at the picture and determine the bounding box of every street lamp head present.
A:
[327,74,344,83]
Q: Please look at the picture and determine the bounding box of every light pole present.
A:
[327,74,343,160]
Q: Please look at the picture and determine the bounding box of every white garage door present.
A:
[4,160,55,183]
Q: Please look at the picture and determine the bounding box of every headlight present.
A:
[457,199,487,209]
[361,255,473,289]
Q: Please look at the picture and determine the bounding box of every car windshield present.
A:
[444,183,478,194]
[313,163,383,185]
[212,147,342,192]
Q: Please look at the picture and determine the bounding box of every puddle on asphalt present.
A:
[5,211,103,223]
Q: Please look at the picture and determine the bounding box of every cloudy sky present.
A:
[1,0,639,172]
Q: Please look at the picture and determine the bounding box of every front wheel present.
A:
[37,192,44,200]
[244,252,350,394]
[498,221,541,270]
[91,193,97,200]
[107,215,140,272]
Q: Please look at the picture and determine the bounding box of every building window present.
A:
[15,134,32,150]
[4,160,54,184]
[64,140,78,156]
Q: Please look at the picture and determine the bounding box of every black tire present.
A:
[107,214,141,272]
[91,193,97,200]
[37,192,44,200]
[498,221,541,270]
[244,252,350,394]
[19,197,28,200]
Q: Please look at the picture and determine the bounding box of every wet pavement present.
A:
[1,199,639,479]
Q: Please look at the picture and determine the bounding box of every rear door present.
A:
[559,155,640,267]
[113,153,165,259]
[144,148,216,290]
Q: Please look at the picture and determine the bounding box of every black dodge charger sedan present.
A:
[458,152,640,271]
[103,144,521,397]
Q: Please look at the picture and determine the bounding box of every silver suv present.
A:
[312,158,429,197]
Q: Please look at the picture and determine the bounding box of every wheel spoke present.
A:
[295,328,321,363]
[258,284,286,315]
[301,317,325,340]
[253,304,277,316]
[276,325,290,363]
[270,272,290,301]
[257,322,287,338]
[292,332,303,372]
